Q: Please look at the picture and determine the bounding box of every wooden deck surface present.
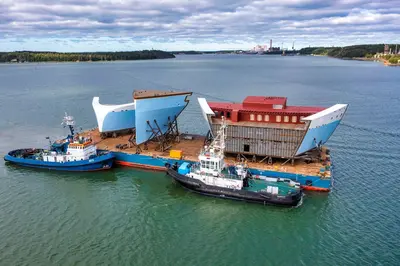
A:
[133,90,192,99]
[81,128,331,178]
[84,128,205,161]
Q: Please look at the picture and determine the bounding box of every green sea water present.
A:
[0,55,399,265]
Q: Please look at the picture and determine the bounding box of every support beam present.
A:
[128,128,142,153]
[281,158,292,166]
[141,116,181,152]
[259,155,269,163]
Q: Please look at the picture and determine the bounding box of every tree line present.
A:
[0,50,175,63]
[298,44,400,59]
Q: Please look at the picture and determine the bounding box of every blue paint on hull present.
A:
[113,151,185,168]
[248,168,331,189]
[296,120,341,155]
[135,95,189,144]
[101,110,136,132]
[4,152,115,171]
[136,106,185,144]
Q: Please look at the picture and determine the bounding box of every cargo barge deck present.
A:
[83,128,333,191]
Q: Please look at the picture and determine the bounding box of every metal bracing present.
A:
[236,153,248,162]
[127,115,181,153]
[146,120,167,152]
[145,116,179,152]
[259,156,269,164]
[163,116,180,144]
[204,130,213,146]
[128,128,142,153]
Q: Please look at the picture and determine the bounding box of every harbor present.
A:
[3,0,400,262]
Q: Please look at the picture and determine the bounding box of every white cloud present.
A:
[0,0,399,51]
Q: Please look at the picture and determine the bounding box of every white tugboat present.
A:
[166,117,303,207]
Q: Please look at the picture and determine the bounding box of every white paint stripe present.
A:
[198,98,214,133]
[302,104,348,121]
[198,98,215,115]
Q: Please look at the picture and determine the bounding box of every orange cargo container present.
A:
[170,150,183,159]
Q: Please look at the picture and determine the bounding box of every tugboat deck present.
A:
[83,128,331,179]
[243,179,295,195]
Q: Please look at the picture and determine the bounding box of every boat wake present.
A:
[341,122,400,138]
[293,194,304,208]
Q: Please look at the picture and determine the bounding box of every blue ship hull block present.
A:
[296,104,348,155]
[135,94,190,144]
[4,151,115,171]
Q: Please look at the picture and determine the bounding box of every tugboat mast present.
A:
[203,116,227,156]
[62,112,75,137]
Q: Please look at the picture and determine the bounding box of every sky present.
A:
[1,0,400,52]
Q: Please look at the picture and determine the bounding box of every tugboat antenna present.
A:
[45,136,52,148]
[62,112,75,137]
[205,116,227,154]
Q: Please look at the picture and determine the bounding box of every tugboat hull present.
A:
[4,149,115,171]
[167,169,302,207]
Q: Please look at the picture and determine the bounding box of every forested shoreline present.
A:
[298,44,400,65]
[0,50,175,63]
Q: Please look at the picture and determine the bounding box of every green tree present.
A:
[388,57,400,64]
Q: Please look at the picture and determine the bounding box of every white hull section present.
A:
[198,98,215,135]
[92,97,136,133]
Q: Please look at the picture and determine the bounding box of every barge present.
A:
[82,94,348,192]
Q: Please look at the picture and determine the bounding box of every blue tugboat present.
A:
[4,113,115,171]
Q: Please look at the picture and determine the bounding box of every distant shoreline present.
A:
[325,56,400,66]
[0,58,174,64]
[299,44,400,67]
[2,50,399,67]
[0,50,175,63]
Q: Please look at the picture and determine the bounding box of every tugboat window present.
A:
[244,144,250,152]
[227,112,231,118]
